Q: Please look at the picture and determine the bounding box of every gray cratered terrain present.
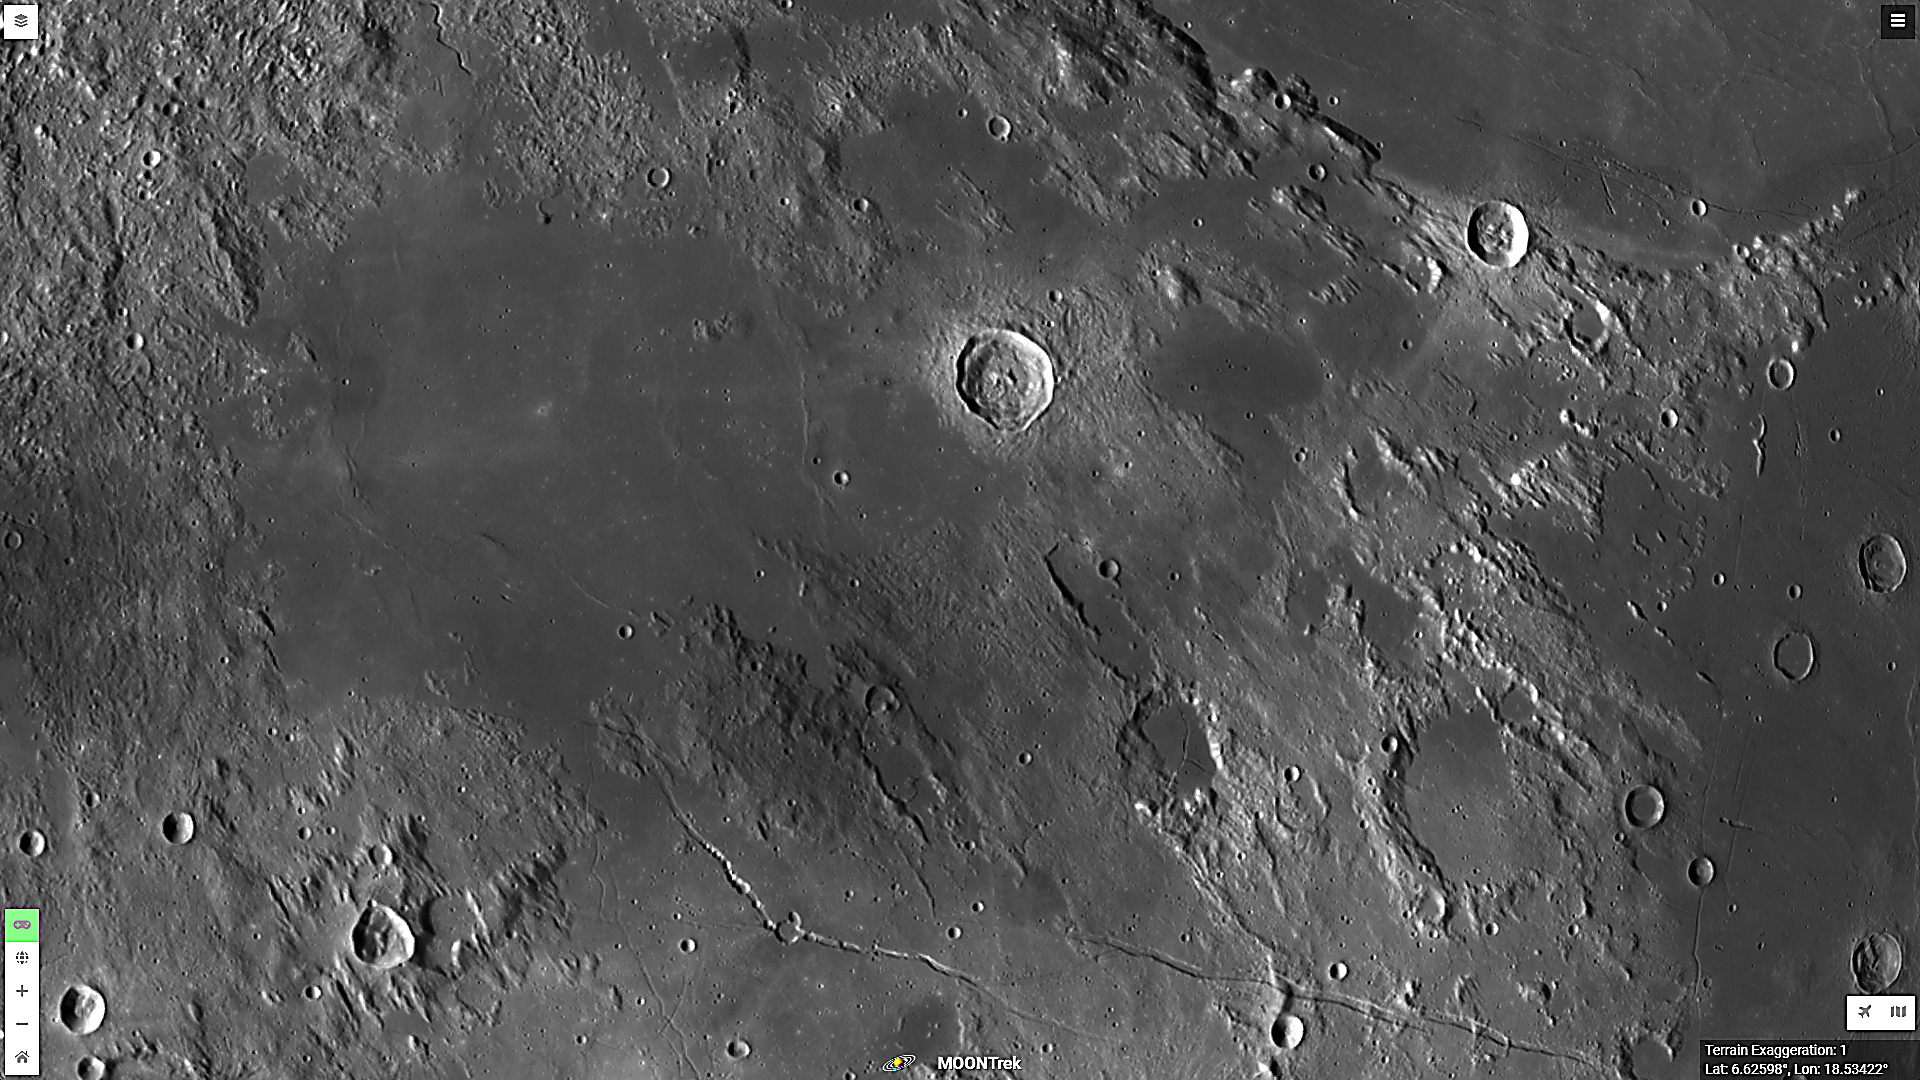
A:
[0,1,1916,1079]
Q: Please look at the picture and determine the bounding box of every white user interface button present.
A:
[1847,995,1916,1031]
[1,6,36,40]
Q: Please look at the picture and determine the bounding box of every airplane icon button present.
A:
[1849,995,1917,1031]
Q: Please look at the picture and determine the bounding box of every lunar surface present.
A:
[160,810,194,845]
[955,328,1056,433]
[1863,533,1908,594]
[58,985,104,1036]
[1466,200,1531,269]
[1855,931,1906,995]
[0,1,1917,1079]
[350,902,417,971]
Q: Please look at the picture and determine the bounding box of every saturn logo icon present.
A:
[880,1055,916,1072]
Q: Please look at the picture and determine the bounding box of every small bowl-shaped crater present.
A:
[1688,855,1716,887]
[1854,930,1905,994]
[864,685,898,715]
[60,984,105,1035]
[1272,1013,1305,1050]
[955,328,1055,433]
[1862,534,1908,594]
[1466,201,1529,269]
[1624,784,1667,829]
[1773,630,1816,681]
[161,811,194,845]
[350,902,416,971]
